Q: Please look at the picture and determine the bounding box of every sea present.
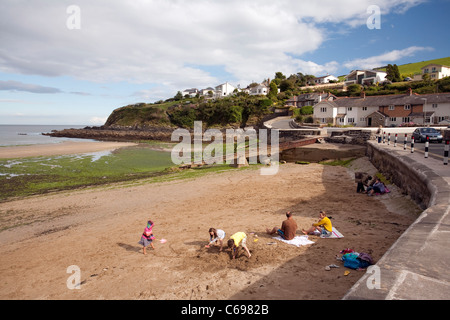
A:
[0,125,93,147]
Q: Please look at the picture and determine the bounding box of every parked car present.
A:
[412,127,443,143]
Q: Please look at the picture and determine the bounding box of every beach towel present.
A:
[273,235,315,247]
[320,227,344,239]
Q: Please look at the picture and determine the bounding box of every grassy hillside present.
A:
[105,102,175,128]
[105,95,273,129]
[377,57,450,77]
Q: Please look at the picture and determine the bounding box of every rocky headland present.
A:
[44,125,177,142]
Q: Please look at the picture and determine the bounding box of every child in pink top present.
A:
[138,220,155,255]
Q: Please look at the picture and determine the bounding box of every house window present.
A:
[404,104,411,110]
[362,107,368,111]
[348,118,355,123]
[360,117,366,122]
[347,107,352,111]
[402,117,410,123]
[389,105,395,110]
[390,117,397,122]
[321,118,326,123]
[339,118,345,123]
[432,103,438,108]
[320,107,327,112]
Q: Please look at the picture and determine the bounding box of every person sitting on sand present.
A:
[138,219,155,255]
[266,211,298,240]
[356,173,372,193]
[227,232,251,259]
[205,228,225,251]
[368,178,386,196]
[302,210,332,237]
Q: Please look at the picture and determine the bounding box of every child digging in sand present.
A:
[227,232,251,259]
[138,220,155,255]
[205,228,226,251]
[302,210,332,238]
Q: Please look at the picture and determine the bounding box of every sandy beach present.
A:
[0,140,422,300]
[0,140,137,159]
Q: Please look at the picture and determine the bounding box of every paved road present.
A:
[270,117,292,129]
[378,135,447,161]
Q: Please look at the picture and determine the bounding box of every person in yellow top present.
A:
[227,232,251,259]
[302,210,332,237]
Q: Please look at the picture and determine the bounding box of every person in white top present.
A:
[205,228,226,252]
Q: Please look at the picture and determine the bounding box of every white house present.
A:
[249,83,269,96]
[313,92,450,127]
[413,64,450,81]
[345,70,387,86]
[199,87,215,97]
[182,88,199,97]
[313,98,375,127]
[214,82,236,98]
[421,93,450,124]
[313,75,339,84]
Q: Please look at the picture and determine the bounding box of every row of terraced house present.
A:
[286,89,450,127]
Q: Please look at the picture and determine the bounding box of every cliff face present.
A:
[104,103,173,128]
[45,102,180,141]
[46,98,274,142]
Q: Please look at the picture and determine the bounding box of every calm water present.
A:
[0,125,92,147]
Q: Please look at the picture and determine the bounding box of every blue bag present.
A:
[342,253,361,269]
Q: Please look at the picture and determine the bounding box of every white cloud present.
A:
[0,0,426,98]
[89,117,108,125]
[343,46,434,70]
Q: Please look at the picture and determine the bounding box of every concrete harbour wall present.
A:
[344,141,450,300]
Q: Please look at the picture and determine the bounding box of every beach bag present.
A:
[342,253,361,269]
[357,252,374,268]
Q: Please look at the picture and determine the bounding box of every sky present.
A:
[0,0,449,125]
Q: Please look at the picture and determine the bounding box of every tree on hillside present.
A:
[304,74,316,85]
[386,64,401,82]
[267,81,279,100]
[279,79,296,92]
[174,91,183,101]
[272,72,286,86]
[393,64,401,82]
[275,72,286,80]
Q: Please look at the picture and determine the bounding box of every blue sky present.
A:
[0,0,449,125]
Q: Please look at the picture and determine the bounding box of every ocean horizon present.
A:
[0,124,92,147]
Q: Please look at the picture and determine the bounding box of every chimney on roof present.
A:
[408,87,412,96]
[361,91,366,99]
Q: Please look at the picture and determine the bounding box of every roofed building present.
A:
[313,90,450,127]
[285,92,337,108]
[413,64,450,81]
[345,69,387,86]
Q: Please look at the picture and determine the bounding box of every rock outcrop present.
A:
[44,126,176,142]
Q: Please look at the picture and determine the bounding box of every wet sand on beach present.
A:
[0,141,137,159]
